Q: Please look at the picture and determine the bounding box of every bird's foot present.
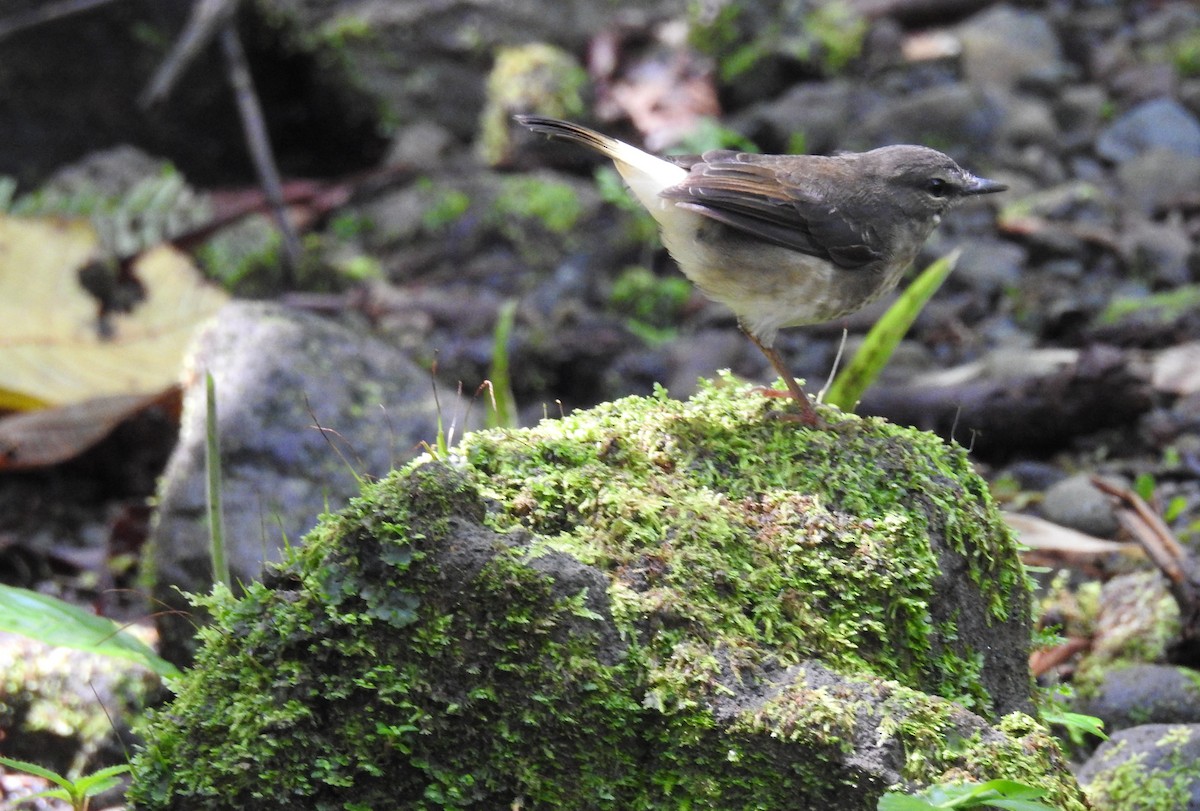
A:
[750,386,793,399]
[750,386,825,428]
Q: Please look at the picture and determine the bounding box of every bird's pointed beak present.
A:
[962,174,1007,195]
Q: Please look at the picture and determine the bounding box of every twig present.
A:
[218,23,303,277]
[1091,475,1200,638]
[138,0,239,108]
[140,0,301,279]
[0,0,123,42]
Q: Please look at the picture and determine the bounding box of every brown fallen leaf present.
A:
[1005,512,1141,557]
[589,22,720,151]
[0,386,181,470]
[1029,636,1090,679]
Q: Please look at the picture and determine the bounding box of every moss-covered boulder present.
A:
[128,379,1085,809]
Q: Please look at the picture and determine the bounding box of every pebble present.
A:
[1040,473,1121,538]
[1096,98,1200,162]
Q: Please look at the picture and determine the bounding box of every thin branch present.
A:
[1091,475,1200,638]
[139,0,239,108]
[0,0,124,42]
[218,22,303,278]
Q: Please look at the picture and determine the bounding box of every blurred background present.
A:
[0,0,1199,804]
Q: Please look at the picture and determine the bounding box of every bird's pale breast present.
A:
[662,213,913,346]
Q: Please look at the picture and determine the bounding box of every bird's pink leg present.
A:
[741,329,822,427]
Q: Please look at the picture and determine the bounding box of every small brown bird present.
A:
[517,115,1006,425]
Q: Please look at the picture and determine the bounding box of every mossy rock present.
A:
[128,379,1085,809]
[1078,724,1200,809]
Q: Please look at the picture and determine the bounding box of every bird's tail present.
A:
[515,115,686,211]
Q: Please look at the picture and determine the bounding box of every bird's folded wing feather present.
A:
[659,154,882,270]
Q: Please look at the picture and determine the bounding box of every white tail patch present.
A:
[600,138,688,214]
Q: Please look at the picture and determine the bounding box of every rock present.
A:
[1055,84,1112,151]
[253,0,684,143]
[476,43,589,167]
[733,79,866,155]
[1096,98,1200,162]
[995,95,1060,152]
[664,328,747,399]
[1120,218,1195,285]
[953,238,1028,295]
[1077,664,1200,733]
[857,83,1004,159]
[1040,473,1120,538]
[147,301,448,663]
[384,120,456,167]
[1076,572,1181,688]
[0,631,158,777]
[1115,147,1200,217]
[957,5,1068,91]
[127,382,1087,810]
[1183,78,1200,118]
[1077,724,1200,810]
[1003,460,1069,492]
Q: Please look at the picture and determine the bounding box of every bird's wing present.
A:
[659,154,882,270]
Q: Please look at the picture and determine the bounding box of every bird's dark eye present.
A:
[926,178,951,197]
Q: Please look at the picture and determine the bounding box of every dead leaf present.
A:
[0,387,180,470]
[0,215,228,408]
[590,22,720,152]
[1005,512,1140,556]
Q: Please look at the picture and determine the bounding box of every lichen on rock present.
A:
[128,378,1085,809]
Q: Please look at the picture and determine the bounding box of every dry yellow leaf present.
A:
[0,215,228,408]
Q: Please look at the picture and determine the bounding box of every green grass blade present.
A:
[486,299,519,429]
[0,586,181,680]
[825,249,959,412]
[205,372,230,589]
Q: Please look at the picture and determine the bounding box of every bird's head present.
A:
[865,145,1007,226]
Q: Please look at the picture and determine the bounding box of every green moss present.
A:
[316,13,374,49]
[1073,572,1181,700]
[464,378,1024,709]
[0,640,157,776]
[1096,285,1200,328]
[132,464,646,809]
[690,0,864,81]
[477,43,587,166]
[129,380,1063,809]
[1171,32,1200,77]
[491,176,583,236]
[804,2,867,73]
[1084,729,1200,811]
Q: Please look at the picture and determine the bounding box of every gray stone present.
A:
[733,79,866,156]
[1121,219,1194,286]
[857,83,1005,158]
[957,5,1066,90]
[1077,665,1200,733]
[1055,84,1111,150]
[1040,473,1120,538]
[953,238,1028,295]
[996,95,1060,151]
[1096,98,1200,162]
[148,301,449,662]
[1116,147,1200,216]
[1078,724,1200,809]
[130,386,1087,809]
